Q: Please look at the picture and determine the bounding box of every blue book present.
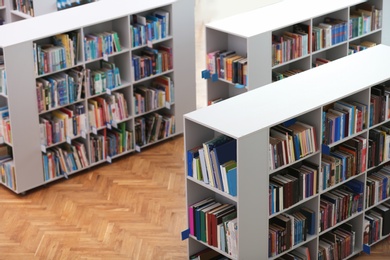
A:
[300,207,316,235]
[330,151,348,181]
[43,154,49,181]
[213,138,237,190]
[226,167,237,196]
[186,145,201,177]
[153,13,166,38]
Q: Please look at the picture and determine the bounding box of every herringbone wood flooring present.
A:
[0,136,187,260]
[2,135,390,259]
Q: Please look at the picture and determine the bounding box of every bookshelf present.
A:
[0,0,98,24]
[202,0,390,105]
[185,44,390,259]
[0,0,195,193]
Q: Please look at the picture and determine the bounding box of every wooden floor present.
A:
[0,136,187,259]
[1,135,390,259]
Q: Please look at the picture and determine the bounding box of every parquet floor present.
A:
[0,136,187,260]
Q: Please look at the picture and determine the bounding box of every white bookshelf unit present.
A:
[0,0,98,24]
[202,0,390,105]
[185,44,390,259]
[0,0,195,194]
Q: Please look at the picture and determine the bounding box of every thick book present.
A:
[372,204,390,236]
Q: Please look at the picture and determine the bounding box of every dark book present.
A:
[372,204,390,236]
[300,206,316,235]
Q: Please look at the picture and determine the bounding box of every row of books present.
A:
[134,87,165,114]
[368,126,390,168]
[272,69,302,82]
[187,135,237,196]
[316,17,348,49]
[36,67,85,113]
[15,0,34,16]
[190,248,229,260]
[322,100,368,145]
[0,106,11,144]
[364,201,390,245]
[206,50,248,86]
[132,45,173,81]
[106,126,134,157]
[321,136,367,191]
[42,141,89,180]
[0,144,14,190]
[34,31,79,75]
[272,29,309,66]
[134,76,173,115]
[39,104,87,146]
[319,179,364,232]
[269,120,317,170]
[312,57,331,68]
[134,112,175,146]
[87,92,129,129]
[269,161,318,215]
[84,31,121,61]
[90,131,106,163]
[57,0,97,11]
[130,9,170,47]
[88,60,122,96]
[274,245,311,260]
[318,223,355,260]
[188,197,237,258]
[366,165,390,208]
[269,208,315,257]
[350,3,382,39]
[348,41,377,54]
[369,84,390,127]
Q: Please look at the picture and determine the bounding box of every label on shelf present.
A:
[103,53,109,61]
[107,156,112,163]
[106,88,112,95]
[106,123,112,130]
[135,145,141,152]
[92,126,97,135]
[147,40,153,48]
[234,84,245,89]
[181,229,190,240]
[211,73,218,82]
[363,244,371,254]
[201,70,210,79]
[322,144,330,155]
[41,145,46,153]
[81,130,87,139]
[111,121,118,128]
[66,136,72,145]
[165,102,171,109]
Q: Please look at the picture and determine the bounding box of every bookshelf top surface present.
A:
[0,0,176,47]
[206,0,366,37]
[185,44,390,138]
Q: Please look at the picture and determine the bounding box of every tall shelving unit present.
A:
[0,0,195,194]
[202,0,390,104]
[185,44,390,259]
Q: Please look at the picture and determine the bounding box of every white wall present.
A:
[194,0,282,108]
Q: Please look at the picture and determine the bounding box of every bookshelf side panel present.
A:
[237,129,269,258]
[247,31,272,90]
[172,0,196,133]
[4,41,44,193]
